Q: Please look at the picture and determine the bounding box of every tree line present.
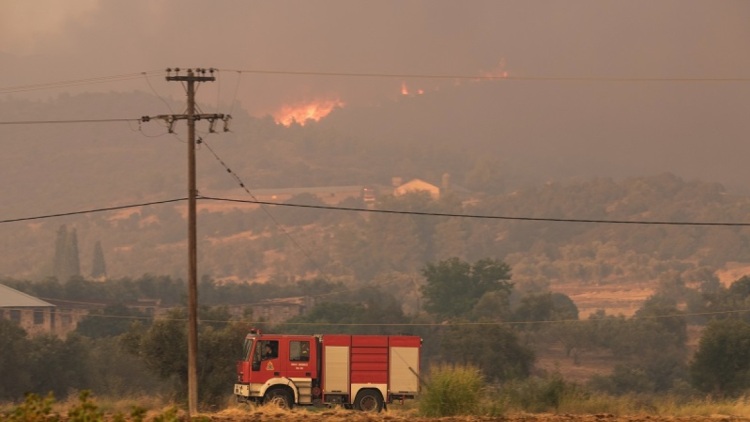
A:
[5,257,750,406]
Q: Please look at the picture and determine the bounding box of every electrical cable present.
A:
[2,68,746,99]
[0,118,140,125]
[141,71,175,114]
[214,69,222,115]
[197,196,750,227]
[218,68,750,83]
[0,110,220,127]
[226,70,243,118]
[0,198,187,224]
[0,70,164,94]
[36,301,750,327]
[4,194,750,227]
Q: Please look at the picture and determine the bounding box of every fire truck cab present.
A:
[234,329,421,412]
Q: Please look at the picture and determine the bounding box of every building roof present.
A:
[0,284,55,308]
[394,178,441,198]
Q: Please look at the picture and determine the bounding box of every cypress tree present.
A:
[67,228,81,278]
[52,224,82,283]
[91,240,107,279]
[53,224,69,281]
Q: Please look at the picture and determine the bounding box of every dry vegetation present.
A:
[72,402,747,422]
[102,404,750,421]
[6,393,750,421]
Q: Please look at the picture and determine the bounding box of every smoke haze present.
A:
[2,1,750,190]
[3,1,748,111]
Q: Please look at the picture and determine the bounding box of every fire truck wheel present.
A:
[354,390,384,412]
[264,389,293,409]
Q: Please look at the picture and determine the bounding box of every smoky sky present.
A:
[3,1,750,192]
[2,0,749,115]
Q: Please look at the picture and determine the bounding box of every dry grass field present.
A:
[193,406,748,422]
[6,385,750,421]
[552,281,654,319]
[15,402,749,421]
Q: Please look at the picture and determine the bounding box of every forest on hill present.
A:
[2,170,750,302]
[2,89,750,299]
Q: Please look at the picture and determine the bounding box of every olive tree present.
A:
[690,319,750,396]
[421,257,513,320]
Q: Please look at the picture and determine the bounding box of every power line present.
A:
[198,196,750,227]
[223,69,243,118]
[142,72,176,114]
[219,68,750,83]
[0,118,139,125]
[4,195,750,227]
[0,113,229,127]
[0,70,165,94]
[1,69,746,99]
[40,302,750,327]
[0,198,187,224]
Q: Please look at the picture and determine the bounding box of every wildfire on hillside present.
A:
[478,59,510,80]
[479,69,509,80]
[273,98,344,126]
[400,81,424,96]
[400,60,509,97]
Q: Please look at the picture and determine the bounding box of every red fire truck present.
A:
[234,329,421,412]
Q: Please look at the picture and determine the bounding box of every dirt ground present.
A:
[199,407,745,422]
[203,413,744,422]
[49,410,750,422]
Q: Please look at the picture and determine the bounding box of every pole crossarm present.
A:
[165,67,216,82]
[166,75,216,82]
[140,114,231,133]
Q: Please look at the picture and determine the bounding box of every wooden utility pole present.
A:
[143,67,228,418]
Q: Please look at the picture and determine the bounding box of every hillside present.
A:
[3,89,750,319]
[3,171,750,309]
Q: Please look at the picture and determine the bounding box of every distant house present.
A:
[228,296,310,324]
[392,174,471,201]
[0,284,57,337]
[0,284,93,338]
[394,178,441,199]
[253,297,308,323]
[128,298,162,316]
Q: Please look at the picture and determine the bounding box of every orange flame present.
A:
[478,59,510,80]
[273,99,344,126]
[400,82,425,96]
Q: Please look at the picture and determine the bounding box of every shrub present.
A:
[4,392,58,421]
[2,391,181,422]
[67,390,103,421]
[500,373,577,413]
[418,363,486,417]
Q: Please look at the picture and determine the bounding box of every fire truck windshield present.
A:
[242,337,254,361]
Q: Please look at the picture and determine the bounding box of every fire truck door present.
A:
[286,339,315,378]
[255,339,281,383]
